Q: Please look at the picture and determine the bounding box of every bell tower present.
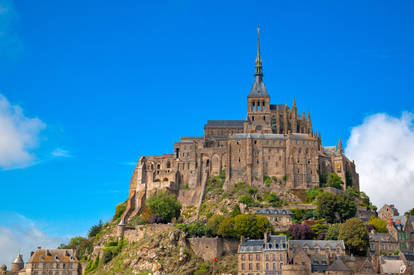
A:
[246,28,272,133]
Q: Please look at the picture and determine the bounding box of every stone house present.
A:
[238,234,288,275]
[379,205,399,221]
[10,247,81,275]
[369,233,399,256]
[387,216,414,252]
[256,209,294,231]
[121,31,360,224]
[288,240,346,262]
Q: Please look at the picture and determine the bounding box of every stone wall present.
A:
[188,237,239,262]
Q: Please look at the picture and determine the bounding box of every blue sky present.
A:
[1,0,414,264]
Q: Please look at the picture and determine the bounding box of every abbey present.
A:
[122,32,359,222]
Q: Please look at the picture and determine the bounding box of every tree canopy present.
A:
[327,173,343,189]
[367,216,388,233]
[316,193,356,223]
[288,224,314,240]
[146,192,181,222]
[325,224,340,240]
[339,218,369,256]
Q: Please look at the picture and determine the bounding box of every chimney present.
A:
[396,219,401,225]
[240,236,245,244]
[388,218,393,227]
[264,232,268,244]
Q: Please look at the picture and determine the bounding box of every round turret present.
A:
[11,253,24,272]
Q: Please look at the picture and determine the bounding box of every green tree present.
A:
[113,201,127,220]
[88,220,103,238]
[327,173,343,189]
[316,193,356,223]
[339,218,369,256]
[367,216,388,233]
[264,192,283,207]
[231,205,241,217]
[233,214,272,239]
[217,217,236,238]
[184,220,211,237]
[325,224,340,240]
[207,214,225,235]
[146,192,182,222]
[405,208,414,216]
[58,237,93,259]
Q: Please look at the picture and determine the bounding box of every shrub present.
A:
[113,201,127,220]
[194,263,210,275]
[128,215,146,226]
[326,173,343,189]
[88,220,103,238]
[264,192,283,207]
[231,204,241,217]
[186,220,211,237]
[238,195,254,206]
[146,192,181,222]
[264,176,272,187]
[207,215,225,235]
[367,217,388,233]
[325,224,340,240]
[148,215,166,224]
[316,193,356,223]
[288,224,314,240]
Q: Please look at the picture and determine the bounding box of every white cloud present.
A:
[51,148,72,158]
[0,0,22,57]
[0,212,68,269]
[0,94,46,169]
[346,112,414,214]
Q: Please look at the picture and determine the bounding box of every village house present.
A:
[387,216,414,252]
[238,233,288,275]
[369,233,399,256]
[256,209,294,231]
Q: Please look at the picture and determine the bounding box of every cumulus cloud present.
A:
[0,94,46,169]
[346,112,414,214]
[0,0,22,57]
[0,212,68,269]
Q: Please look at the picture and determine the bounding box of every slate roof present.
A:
[369,233,397,243]
[204,120,245,128]
[248,76,269,97]
[28,249,78,263]
[289,240,345,250]
[239,235,287,253]
[256,209,293,215]
[403,252,414,262]
[270,104,287,110]
[12,253,23,264]
[327,258,352,272]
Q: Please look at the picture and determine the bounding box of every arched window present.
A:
[157,164,160,169]
[166,161,171,168]
[266,263,269,270]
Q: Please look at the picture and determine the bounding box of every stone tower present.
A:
[11,253,24,272]
[245,28,272,134]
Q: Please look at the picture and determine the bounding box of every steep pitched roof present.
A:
[248,76,269,97]
[327,258,352,272]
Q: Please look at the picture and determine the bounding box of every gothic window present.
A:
[266,263,269,270]
[166,161,171,168]
[252,116,255,121]
[254,140,257,144]
[263,116,266,120]
[157,164,160,169]
[238,158,241,163]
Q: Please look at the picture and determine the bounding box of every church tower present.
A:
[246,28,272,133]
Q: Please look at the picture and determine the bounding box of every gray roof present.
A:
[248,76,269,97]
[369,233,397,243]
[12,253,23,264]
[204,120,245,128]
[312,264,329,273]
[240,235,287,253]
[326,258,352,272]
[403,252,414,262]
[289,240,345,250]
[270,104,287,110]
[233,133,313,140]
[256,209,293,215]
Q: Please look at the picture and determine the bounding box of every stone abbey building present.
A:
[122,32,359,222]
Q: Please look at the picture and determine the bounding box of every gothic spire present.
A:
[337,137,343,154]
[248,28,269,97]
[254,27,263,77]
[292,97,297,110]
